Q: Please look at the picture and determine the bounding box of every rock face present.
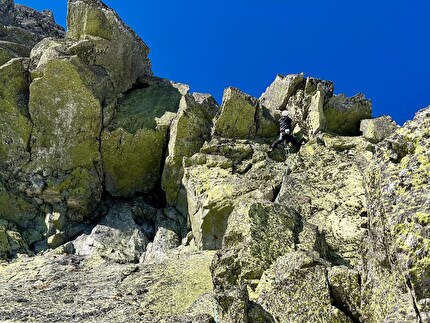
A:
[0,1,429,322]
[67,0,152,95]
[0,0,65,59]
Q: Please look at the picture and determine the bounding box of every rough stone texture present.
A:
[213,87,258,139]
[0,218,28,258]
[0,0,65,59]
[73,203,149,264]
[259,73,305,112]
[324,93,372,135]
[360,106,430,321]
[67,0,152,95]
[327,266,361,321]
[210,202,299,322]
[162,93,218,206]
[0,247,215,322]
[256,251,351,323]
[276,139,370,266]
[28,58,103,221]
[1,2,430,321]
[360,115,398,143]
[102,119,172,197]
[183,139,285,250]
[101,78,183,198]
[307,89,326,135]
[0,58,31,175]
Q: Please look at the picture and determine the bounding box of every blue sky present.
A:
[17,0,430,125]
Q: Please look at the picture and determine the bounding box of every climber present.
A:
[268,110,301,152]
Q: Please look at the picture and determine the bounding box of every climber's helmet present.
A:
[281,110,288,117]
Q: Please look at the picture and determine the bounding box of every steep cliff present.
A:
[0,1,429,322]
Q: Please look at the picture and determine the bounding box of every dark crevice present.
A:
[254,101,261,135]
[326,273,361,323]
[123,81,150,96]
[405,276,423,323]
[271,183,282,202]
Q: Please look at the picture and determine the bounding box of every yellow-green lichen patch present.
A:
[0,59,32,168]
[109,84,181,134]
[29,59,102,171]
[0,48,12,66]
[392,212,430,298]
[213,87,258,139]
[84,8,113,40]
[0,182,38,224]
[42,167,101,219]
[120,250,215,317]
[102,127,168,197]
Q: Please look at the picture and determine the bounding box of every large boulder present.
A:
[324,93,372,135]
[259,73,305,112]
[28,58,103,221]
[213,87,258,139]
[360,115,398,143]
[210,202,299,322]
[182,139,285,250]
[162,93,218,207]
[73,203,150,264]
[102,80,182,197]
[256,251,351,322]
[67,0,152,95]
[302,77,334,135]
[276,140,370,266]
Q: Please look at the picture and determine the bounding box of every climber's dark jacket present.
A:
[270,115,300,149]
[279,115,292,132]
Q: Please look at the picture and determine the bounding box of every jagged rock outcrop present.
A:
[1,0,429,322]
[0,0,64,59]
[162,93,218,208]
[360,106,430,321]
[66,0,152,95]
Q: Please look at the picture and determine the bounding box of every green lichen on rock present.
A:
[41,167,102,221]
[84,7,113,40]
[121,250,215,317]
[28,58,103,220]
[0,181,39,226]
[360,107,430,321]
[102,125,169,197]
[256,251,350,323]
[0,219,28,258]
[109,82,182,134]
[102,108,175,198]
[162,93,218,206]
[360,115,398,143]
[325,94,371,135]
[223,202,298,279]
[0,47,12,66]
[259,73,304,112]
[213,87,258,139]
[29,59,101,171]
[327,266,361,320]
[66,0,152,95]
[67,0,113,40]
[324,93,372,135]
[276,141,369,266]
[183,140,286,250]
[0,58,31,172]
